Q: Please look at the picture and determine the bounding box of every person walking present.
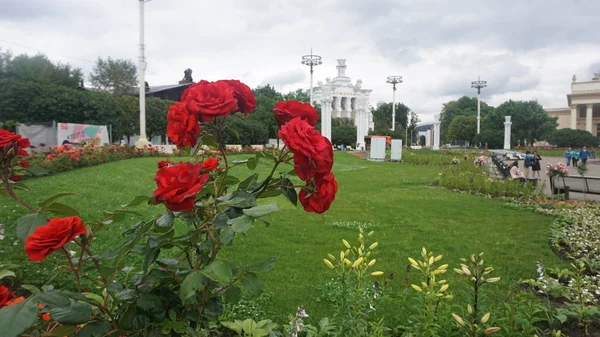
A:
[571,148,580,167]
[531,150,542,179]
[565,147,572,167]
[580,146,590,164]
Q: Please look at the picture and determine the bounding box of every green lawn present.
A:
[1,153,564,322]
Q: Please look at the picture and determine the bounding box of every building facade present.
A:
[312,59,373,148]
[546,72,600,136]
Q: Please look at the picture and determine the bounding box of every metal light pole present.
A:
[301,50,322,106]
[386,76,403,131]
[471,77,487,135]
[135,0,151,149]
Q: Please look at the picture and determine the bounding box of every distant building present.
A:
[415,122,434,147]
[545,72,600,137]
[145,68,195,101]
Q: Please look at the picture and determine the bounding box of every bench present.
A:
[491,155,510,179]
[551,175,600,198]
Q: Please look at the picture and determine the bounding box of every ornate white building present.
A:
[312,59,373,148]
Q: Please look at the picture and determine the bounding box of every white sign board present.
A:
[369,137,386,161]
[391,139,402,161]
[57,123,110,145]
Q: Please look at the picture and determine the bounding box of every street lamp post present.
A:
[135,0,152,149]
[471,77,487,135]
[301,50,322,106]
[386,76,403,132]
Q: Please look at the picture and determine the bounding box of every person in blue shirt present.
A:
[524,151,533,179]
[571,149,580,167]
[565,147,572,167]
[580,146,590,164]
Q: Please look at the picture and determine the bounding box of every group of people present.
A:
[508,150,542,182]
[564,147,591,167]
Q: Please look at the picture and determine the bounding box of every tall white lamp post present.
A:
[301,50,322,106]
[471,77,487,135]
[386,76,403,131]
[135,0,151,149]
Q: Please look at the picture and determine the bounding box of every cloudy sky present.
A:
[1,0,599,122]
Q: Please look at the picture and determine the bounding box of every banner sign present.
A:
[57,123,110,145]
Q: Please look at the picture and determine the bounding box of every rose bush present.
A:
[0,79,337,337]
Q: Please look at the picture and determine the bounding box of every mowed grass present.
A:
[0,152,564,322]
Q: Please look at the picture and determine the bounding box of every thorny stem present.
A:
[2,174,38,213]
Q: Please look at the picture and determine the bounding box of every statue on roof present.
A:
[179,68,193,84]
[336,59,347,77]
[572,74,577,82]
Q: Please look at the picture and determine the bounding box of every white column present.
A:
[135,0,149,148]
[477,92,481,134]
[433,114,440,150]
[321,97,332,141]
[571,105,577,130]
[391,88,396,131]
[334,96,342,118]
[503,116,512,150]
[586,104,593,133]
[309,69,314,106]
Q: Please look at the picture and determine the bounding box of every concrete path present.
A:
[490,150,600,202]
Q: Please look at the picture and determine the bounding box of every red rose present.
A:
[219,80,256,114]
[19,160,29,169]
[153,162,210,212]
[167,102,200,148]
[274,100,318,126]
[202,157,219,172]
[0,285,15,308]
[0,129,30,157]
[299,172,338,214]
[10,174,23,181]
[278,118,333,181]
[181,80,238,121]
[25,216,87,262]
[157,160,173,168]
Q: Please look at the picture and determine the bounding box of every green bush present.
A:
[547,129,598,147]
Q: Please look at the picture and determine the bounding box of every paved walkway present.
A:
[490,150,600,202]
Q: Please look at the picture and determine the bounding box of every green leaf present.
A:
[50,325,76,337]
[223,191,256,208]
[219,227,235,246]
[137,293,161,311]
[156,258,179,267]
[0,297,39,337]
[202,260,233,284]
[156,212,174,227]
[36,290,71,307]
[257,189,282,198]
[115,289,137,301]
[0,270,15,280]
[202,134,219,148]
[243,203,280,218]
[179,271,206,302]
[43,202,80,217]
[143,248,161,272]
[246,258,277,273]
[27,165,49,176]
[281,178,298,206]
[243,319,257,334]
[230,215,254,233]
[121,195,151,208]
[224,286,242,304]
[247,157,258,170]
[16,212,48,242]
[39,192,77,208]
[228,126,241,140]
[241,272,262,296]
[219,175,241,188]
[238,173,258,191]
[77,320,110,337]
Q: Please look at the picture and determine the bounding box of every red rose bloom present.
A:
[220,80,256,114]
[181,80,238,121]
[278,118,333,181]
[274,100,318,126]
[0,129,30,157]
[202,157,219,172]
[153,162,210,212]
[25,216,87,262]
[157,160,173,168]
[299,172,338,214]
[167,102,200,147]
[19,160,29,169]
[0,285,15,308]
[10,174,23,181]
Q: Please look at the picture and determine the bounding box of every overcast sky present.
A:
[1,0,599,122]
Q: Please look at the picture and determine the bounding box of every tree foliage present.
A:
[547,129,598,148]
[439,96,493,142]
[487,100,558,146]
[0,51,83,89]
[331,118,356,146]
[222,115,269,146]
[89,57,138,96]
[446,115,477,143]
[372,102,410,131]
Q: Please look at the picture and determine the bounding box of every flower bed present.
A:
[21,144,166,177]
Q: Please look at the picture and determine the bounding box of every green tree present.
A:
[487,100,558,145]
[222,115,269,146]
[372,102,410,131]
[446,115,477,143]
[547,129,598,147]
[439,96,493,142]
[331,117,356,146]
[147,97,174,142]
[282,88,309,103]
[89,57,138,96]
[114,96,139,144]
[408,111,421,144]
[0,52,83,88]
[250,85,283,139]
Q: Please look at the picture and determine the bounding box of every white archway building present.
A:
[313,59,373,149]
